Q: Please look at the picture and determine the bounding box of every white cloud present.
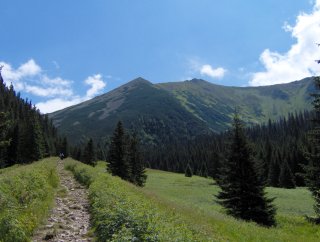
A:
[0,59,107,113]
[85,74,106,98]
[250,0,320,86]
[200,65,227,79]
[0,59,41,84]
[187,58,227,80]
[36,97,83,114]
[25,85,74,97]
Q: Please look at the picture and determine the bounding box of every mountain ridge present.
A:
[49,77,315,144]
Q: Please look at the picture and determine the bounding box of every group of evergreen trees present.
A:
[70,138,97,166]
[145,110,311,189]
[0,70,62,167]
[69,121,147,186]
[107,121,147,186]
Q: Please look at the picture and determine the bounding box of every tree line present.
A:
[144,109,311,189]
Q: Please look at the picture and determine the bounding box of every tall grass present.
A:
[65,159,215,241]
[0,157,59,242]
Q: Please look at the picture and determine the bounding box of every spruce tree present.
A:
[279,159,296,189]
[128,133,147,186]
[0,112,10,149]
[83,138,96,166]
[216,113,276,227]
[107,121,130,180]
[303,76,320,223]
[267,152,281,187]
[185,163,193,177]
[0,112,10,166]
[61,137,69,158]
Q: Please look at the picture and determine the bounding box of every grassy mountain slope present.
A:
[49,77,314,144]
[158,77,313,131]
[50,78,208,144]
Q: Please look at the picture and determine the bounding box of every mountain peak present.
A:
[128,77,152,85]
[189,78,205,83]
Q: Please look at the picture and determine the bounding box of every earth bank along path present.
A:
[33,160,93,241]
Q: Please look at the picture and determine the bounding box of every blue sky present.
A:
[1,0,320,113]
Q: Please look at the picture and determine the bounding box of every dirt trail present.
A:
[33,160,93,241]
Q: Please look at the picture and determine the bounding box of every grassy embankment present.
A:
[66,158,320,241]
[0,157,59,242]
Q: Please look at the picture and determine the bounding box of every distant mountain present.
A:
[49,77,209,145]
[49,77,315,145]
[158,77,314,131]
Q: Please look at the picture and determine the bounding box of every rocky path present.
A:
[33,160,93,241]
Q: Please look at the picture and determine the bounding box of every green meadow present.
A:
[69,160,320,241]
[143,169,320,241]
[1,158,318,241]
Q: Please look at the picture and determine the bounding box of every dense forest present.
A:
[0,70,64,167]
[144,110,312,188]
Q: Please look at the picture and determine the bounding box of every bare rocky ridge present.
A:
[33,160,93,241]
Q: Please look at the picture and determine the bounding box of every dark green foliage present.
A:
[107,121,130,180]
[216,113,276,227]
[0,71,59,166]
[185,163,193,177]
[267,157,281,187]
[279,160,296,189]
[128,133,147,186]
[303,76,320,223]
[146,110,310,189]
[107,122,147,186]
[0,112,10,149]
[61,137,69,158]
[82,138,96,166]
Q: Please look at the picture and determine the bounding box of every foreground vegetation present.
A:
[65,159,215,241]
[145,169,320,241]
[66,158,320,241]
[0,157,58,242]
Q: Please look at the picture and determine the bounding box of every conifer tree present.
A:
[107,121,130,180]
[303,76,320,223]
[83,138,96,166]
[0,112,10,166]
[0,112,10,149]
[128,133,147,186]
[267,152,281,187]
[61,137,69,158]
[185,163,193,177]
[216,113,276,226]
[279,159,296,189]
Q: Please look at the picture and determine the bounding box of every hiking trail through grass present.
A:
[33,160,92,241]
